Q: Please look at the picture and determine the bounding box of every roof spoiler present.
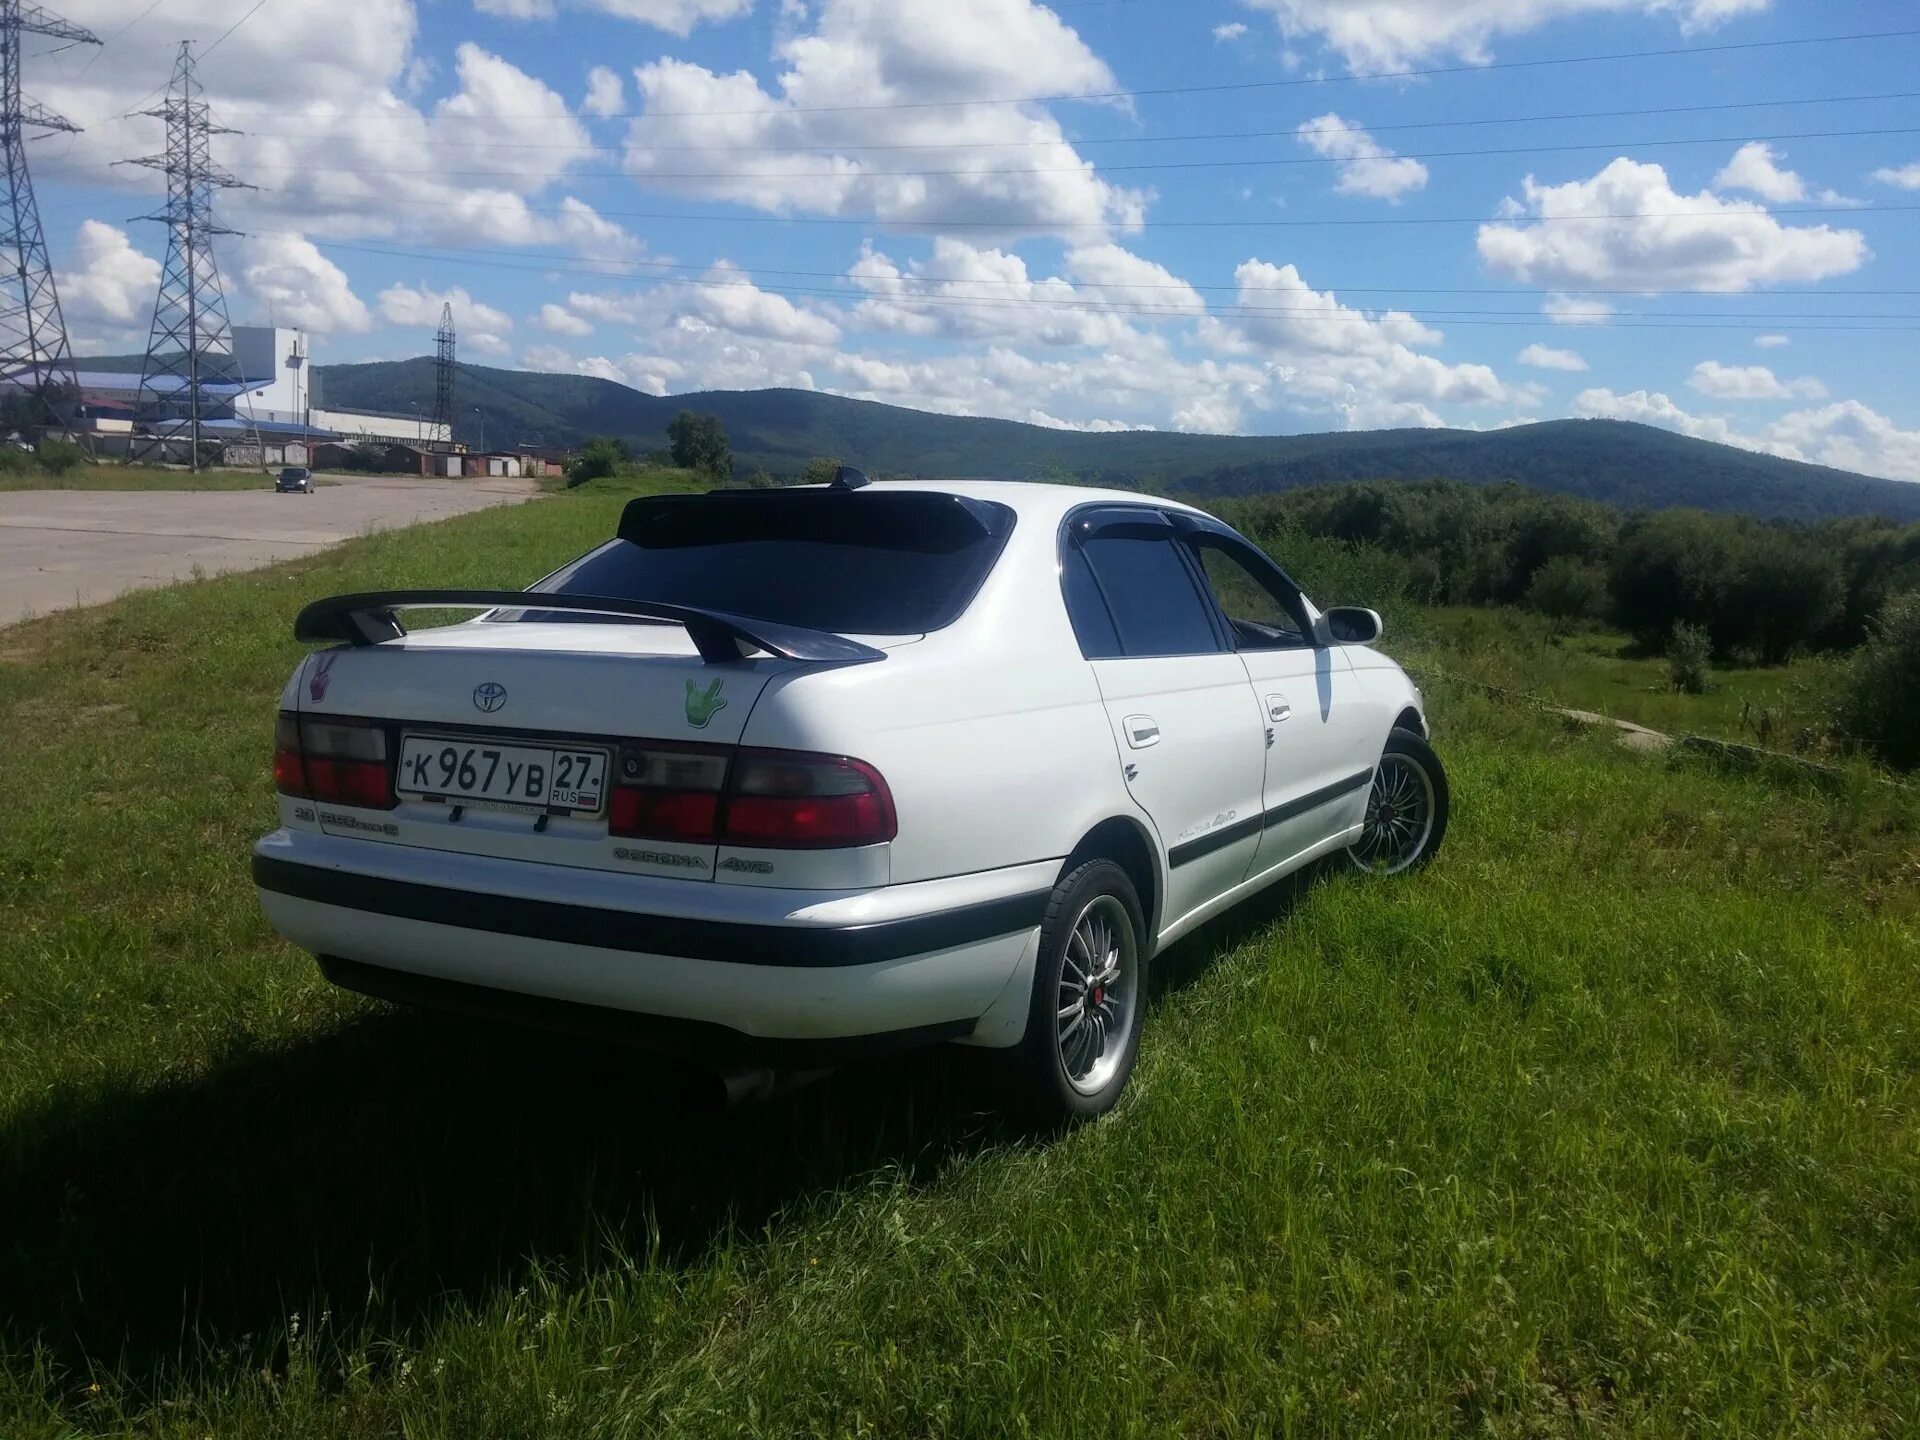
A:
[292,590,888,666]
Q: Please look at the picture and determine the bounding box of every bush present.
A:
[1668,621,1712,695]
[800,456,841,487]
[1837,590,1920,769]
[667,411,730,478]
[36,439,85,475]
[565,436,630,487]
[1525,555,1607,623]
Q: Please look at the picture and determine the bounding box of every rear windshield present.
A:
[514,490,1015,635]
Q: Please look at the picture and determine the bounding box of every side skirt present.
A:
[1152,823,1363,954]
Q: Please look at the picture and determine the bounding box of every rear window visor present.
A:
[500,489,1016,636]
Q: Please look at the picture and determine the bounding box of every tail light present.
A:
[608,742,896,849]
[274,711,395,810]
[608,743,729,842]
[723,751,895,848]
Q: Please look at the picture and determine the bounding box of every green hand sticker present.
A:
[685,677,728,729]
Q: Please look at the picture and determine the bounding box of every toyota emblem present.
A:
[472,681,508,713]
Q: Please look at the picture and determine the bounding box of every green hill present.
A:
[296,357,1920,523]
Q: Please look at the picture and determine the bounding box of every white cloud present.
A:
[1240,0,1769,72]
[622,0,1143,236]
[845,238,1201,349]
[1763,401,1920,483]
[1198,260,1507,428]
[1213,21,1248,40]
[1478,158,1867,291]
[1712,142,1804,202]
[1871,163,1920,190]
[536,303,594,336]
[583,65,626,117]
[1687,359,1825,401]
[56,221,160,346]
[1753,333,1788,348]
[477,0,751,31]
[1572,386,1761,448]
[31,13,641,261]
[1295,113,1428,201]
[1516,343,1587,371]
[237,234,372,333]
[378,283,514,355]
[1575,387,1920,483]
[1543,293,1613,325]
[520,344,630,383]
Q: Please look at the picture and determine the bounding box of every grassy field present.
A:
[1397,606,1850,748]
[2,489,1917,1436]
[0,464,316,493]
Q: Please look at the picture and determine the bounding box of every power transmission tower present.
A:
[0,1,99,440]
[432,301,455,452]
[123,41,255,472]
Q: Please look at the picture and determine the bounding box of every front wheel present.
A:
[1347,727,1449,875]
[994,858,1147,1126]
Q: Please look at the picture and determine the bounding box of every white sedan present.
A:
[254,474,1447,1121]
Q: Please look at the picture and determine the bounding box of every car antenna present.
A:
[829,465,870,491]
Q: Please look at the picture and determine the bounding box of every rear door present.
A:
[1062,507,1270,933]
[1182,527,1374,871]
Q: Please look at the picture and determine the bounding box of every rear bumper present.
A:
[253,829,1049,1047]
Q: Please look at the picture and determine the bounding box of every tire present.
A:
[1347,727,1449,875]
[995,858,1147,1126]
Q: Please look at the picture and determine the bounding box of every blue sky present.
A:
[26,0,1920,480]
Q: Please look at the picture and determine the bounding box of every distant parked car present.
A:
[254,475,1446,1121]
[275,466,315,494]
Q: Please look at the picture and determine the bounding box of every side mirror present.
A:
[1316,606,1383,646]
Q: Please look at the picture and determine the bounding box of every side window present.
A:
[1193,540,1309,650]
[1077,533,1223,658]
[1062,545,1122,659]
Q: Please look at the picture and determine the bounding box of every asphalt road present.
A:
[0,474,538,628]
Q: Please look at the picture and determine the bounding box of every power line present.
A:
[188,123,1920,184]
[228,88,1920,154]
[200,0,272,60]
[261,231,1920,331]
[281,234,1920,298]
[203,188,1916,229]
[209,26,1920,123]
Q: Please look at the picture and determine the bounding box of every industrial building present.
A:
[17,325,455,465]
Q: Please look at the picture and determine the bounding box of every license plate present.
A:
[396,734,609,814]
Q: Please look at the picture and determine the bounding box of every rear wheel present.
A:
[995,858,1146,1126]
[1347,727,1449,875]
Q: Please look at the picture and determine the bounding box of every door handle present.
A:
[1123,715,1161,749]
[1266,695,1292,722]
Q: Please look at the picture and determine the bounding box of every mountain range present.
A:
[94,353,1920,522]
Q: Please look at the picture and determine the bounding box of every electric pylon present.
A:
[432,301,456,451]
[123,41,255,471]
[0,1,99,440]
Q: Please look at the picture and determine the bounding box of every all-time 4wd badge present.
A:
[685,677,727,728]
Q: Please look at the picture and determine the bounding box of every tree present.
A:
[667,411,731,478]
[1525,555,1607,624]
[1838,591,1920,769]
[800,455,841,487]
[566,436,631,488]
[1668,622,1712,695]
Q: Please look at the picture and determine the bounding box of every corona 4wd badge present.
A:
[685,677,727,728]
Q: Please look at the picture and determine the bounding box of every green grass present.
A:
[1400,606,1850,747]
[536,462,725,495]
[0,464,322,493]
[2,493,1917,1436]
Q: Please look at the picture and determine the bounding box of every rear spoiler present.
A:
[292,591,887,665]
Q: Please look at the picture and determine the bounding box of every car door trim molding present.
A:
[1167,767,1374,869]
[253,854,1050,967]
